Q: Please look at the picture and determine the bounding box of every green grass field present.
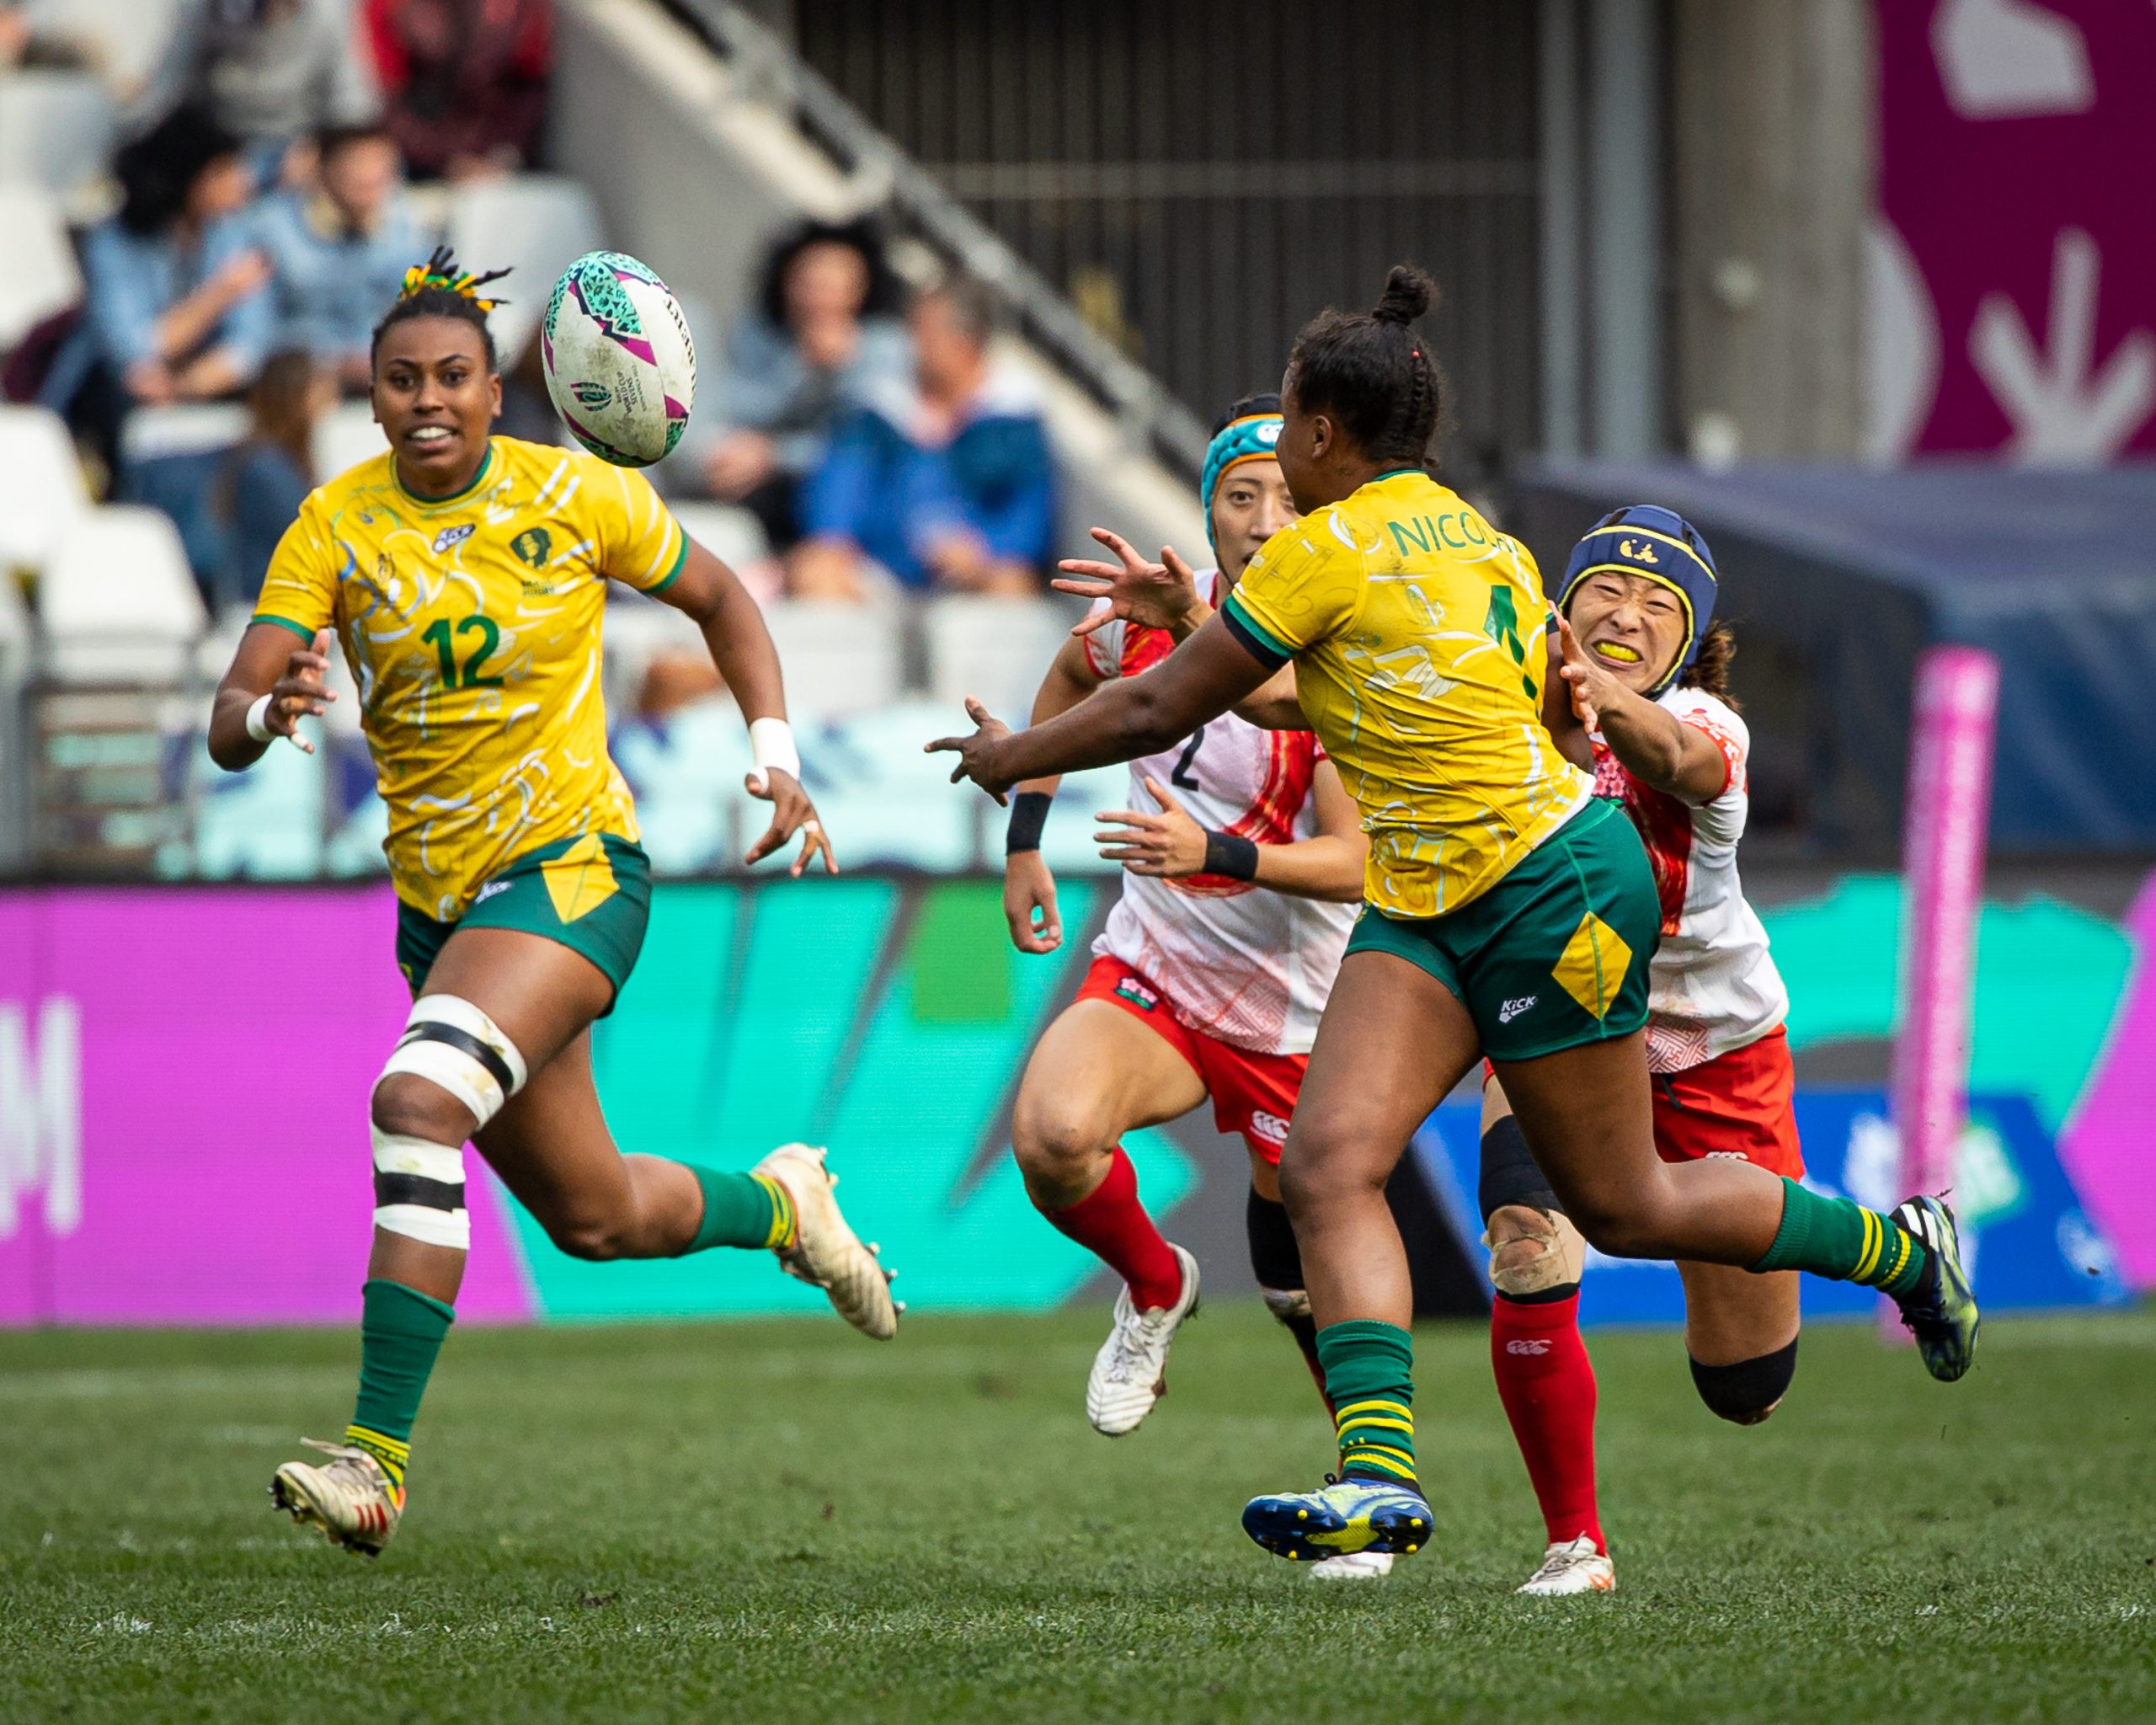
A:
[5,1306,2153,1723]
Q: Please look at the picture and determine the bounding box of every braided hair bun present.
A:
[1372,264,1436,327]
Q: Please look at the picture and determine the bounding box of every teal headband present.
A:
[1199,412,1284,561]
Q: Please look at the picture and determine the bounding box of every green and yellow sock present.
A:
[680,1167,795,1254]
[347,1278,455,1491]
[1315,1319,1419,1490]
[1752,1177,1927,1296]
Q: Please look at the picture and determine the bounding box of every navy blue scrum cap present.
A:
[1557,505,1720,696]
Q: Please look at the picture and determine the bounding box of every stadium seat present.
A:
[45,0,187,90]
[0,71,118,204]
[120,403,249,467]
[446,174,605,364]
[924,595,1079,719]
[40,505,205,684]
[0,403,90,572]
[760,597,905,719]
[0,184,83,353]
[668,499,769,574]
[312,402,388,481]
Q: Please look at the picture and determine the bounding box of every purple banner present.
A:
[1874,0,2156,460]
[0,889,535,1325]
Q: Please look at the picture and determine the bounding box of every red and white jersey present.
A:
[1590,686,1789,1074]
[1081,572,1355,1055]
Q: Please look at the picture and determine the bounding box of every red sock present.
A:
[1039,1146,1183,1310]
[1490,1290,1605,1553]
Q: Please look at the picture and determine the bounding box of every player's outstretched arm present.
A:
[658,535,836,876]
[1094,762,1366,902]
[1054,528,1307,731]
[206,623,337,771]
[1554,614,1726,801]
[928,612,1273,803]
[1003,635,1105,954]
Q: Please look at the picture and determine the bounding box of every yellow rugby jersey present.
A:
[253,436,688,921]
[1220,469,1592,918]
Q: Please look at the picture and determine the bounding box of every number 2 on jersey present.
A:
[1171,724,1206,791]
[423,614,504,689]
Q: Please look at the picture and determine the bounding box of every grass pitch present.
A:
[4,1306,2153,1723]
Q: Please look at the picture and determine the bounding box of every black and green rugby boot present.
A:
[1890,1195,1980,1381]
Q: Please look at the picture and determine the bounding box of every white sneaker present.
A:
[270,1439,403,1557]
[1309,1549,1396,1580]
[1516,1535,1614,1596]
[754,1143,900,1340]
[1085,1244,1199,1435]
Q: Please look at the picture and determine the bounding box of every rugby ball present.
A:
[541,251,697,467]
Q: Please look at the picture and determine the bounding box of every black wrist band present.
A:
[1202,829,1259,880]
[1006,791,1054,854]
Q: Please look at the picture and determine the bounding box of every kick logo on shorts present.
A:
[1498,996,1538,1024]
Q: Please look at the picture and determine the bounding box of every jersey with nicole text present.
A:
[1082,571,1354,1055]
[1591,686,1788,1073]
[253,436,687,921]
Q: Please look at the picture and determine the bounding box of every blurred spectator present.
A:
[792,279,1054,601]
[253,122,429,392]
[0,2,93,72]
[691,219,910,552]
[75,107,272,434]
[125,350,332,613]
[138,0,379,179]
[365,0,553,182]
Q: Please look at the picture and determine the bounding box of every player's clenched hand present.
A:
[744,766,839,877]
[1096,775,1209,878]
[1003,852,1063,953]
[265,628,337,755]
[925,697,1014,804]
[1054,530,1209,639]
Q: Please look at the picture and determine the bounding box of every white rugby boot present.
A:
[1516,1535,1615,1596]
[1085,1244,1200,1435]
[755,1143,901,1340]
[270,1439,403,1557]
[1309,1549,1397,1580]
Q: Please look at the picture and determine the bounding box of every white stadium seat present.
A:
[0,183,83,352]
[45,0,188,91]
[446,174,605,365]
[40,505,205,684]
[312,401,389,481]
[0,71,118,201]
[759,596,905,719]
[0,403,91,572]
[668,499,770,574]
[924,595,1081,721]
[120,402,248,467]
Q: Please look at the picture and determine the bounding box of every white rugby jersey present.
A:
[1081,572,1355,1055]
[1590,686,1789,1074]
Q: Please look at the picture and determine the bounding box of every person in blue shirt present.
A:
[80,106,274,413]
[792,278,1055,601]
[252,123,431,392]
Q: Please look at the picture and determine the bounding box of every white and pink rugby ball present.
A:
[541,250,697,467]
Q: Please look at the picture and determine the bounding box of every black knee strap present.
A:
[1478,1113,1562,1225]
[1689,1336,1799,1423]
[1246,1186,1304,1292]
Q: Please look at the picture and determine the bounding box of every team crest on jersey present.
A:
[431,522,475,554]
[511,527,552,570]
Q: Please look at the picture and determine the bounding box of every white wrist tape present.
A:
[244,692,275,743]
[748,717,800,787]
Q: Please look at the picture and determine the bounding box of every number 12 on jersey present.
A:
[423,614,504,689]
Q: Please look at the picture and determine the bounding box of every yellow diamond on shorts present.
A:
[542,833,618,922]
[1552,911,1632,1019]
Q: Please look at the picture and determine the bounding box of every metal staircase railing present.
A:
[664,0,1212,478]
